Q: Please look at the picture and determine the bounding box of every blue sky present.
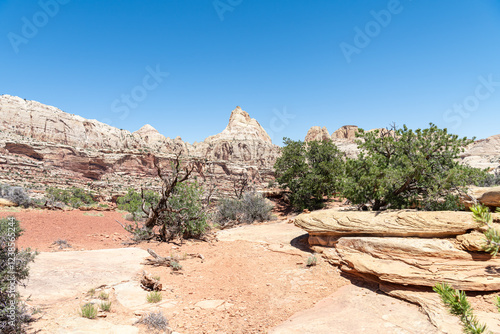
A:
[1,0,499,145]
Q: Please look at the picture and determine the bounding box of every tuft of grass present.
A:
[138,311,169,331]
[53,239,71,249]
[170,261,182,271]
[146,291,162,303]
[306,255,317,267]
[88,288,96,296]
[100,301,112,312]
[98,292,109,300]
[80,303,98,319]
[83,212,104,217]
[496,296,500,312]
[153,275,161,281]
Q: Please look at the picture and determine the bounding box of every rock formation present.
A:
[295,209,500,332]
[460,134,500,171]
[304,126,330,142]
[0,95,280,199]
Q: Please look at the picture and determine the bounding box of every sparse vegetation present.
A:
[87,288,96,296]
[470,204,500,256]
[170,261,182,271]
[100,301,112,312]
[138,311,169,331]
[53,239,72,250]
[98,292,109,300]
[80,303,98,319]
[0,217,37,333]
[46,186,95,208]
[216,191,274,226]
[117,188,159,221]
[121,154,209,242]
[146,291,163,303]
[306,255,317,267]
[0,184,31,207]
[433,282,487,334]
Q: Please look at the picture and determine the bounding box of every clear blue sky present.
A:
[1,0,499,145]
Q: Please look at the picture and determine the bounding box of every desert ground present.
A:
[1,206,462,334]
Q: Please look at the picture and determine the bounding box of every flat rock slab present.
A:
[53,318,139,334]
[217,221,306,247]
[270,284,438,334]
[336,237,500,291]
[22,248,149,303]
[295,210,478,243]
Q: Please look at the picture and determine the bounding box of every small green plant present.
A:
[216,191,274,225]
[138,311,169,331]
[46,186,95,208]
[433,282,487,334]
[152,275,161,281]
[53,239,71,249]
[98,292,109,300]
[100,301,112,312]
[495,296,500,312]
[470,205,500,256]
[170,261,182,271]
[306,255,317,267]
[80,303,98,319]
[146,291,162,303]
[87,288,96,296]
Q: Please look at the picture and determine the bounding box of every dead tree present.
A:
[232,173,249,199]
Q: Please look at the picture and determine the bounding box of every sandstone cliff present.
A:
[0,95,280,198]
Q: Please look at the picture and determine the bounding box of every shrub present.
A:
[98,292,109,300]
[274,138,345,210]
[0,217,37,333]
[117,189,159,220]
[100,301,111,312]
[46,187,95,208]
[160,181,209,240]
[124,221,155,242]
[80,303,97,319]
[146,291,162,303]
[216,191,273,225]
[434,282,487,333]
[306,255,317,267]
[341,124,487,210]
[170,261,182,271]
[138,311,169,331]
[478,172,500,187]
[0,184,30,207]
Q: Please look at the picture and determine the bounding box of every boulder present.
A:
[335,237,500,291]
[0,198,17,207]
[456,231,487,252]
[295,210,479,244]
[462,186,500,208]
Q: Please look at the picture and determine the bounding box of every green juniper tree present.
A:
[341,124,486,210]
[274,138,345,211]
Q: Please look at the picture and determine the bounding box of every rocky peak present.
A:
[133,124,166,144]
[205,106,272,144]
[305,126,331,142]
[331,125,359,140]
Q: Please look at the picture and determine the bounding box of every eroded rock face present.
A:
[0,95,280,197]
[460,134,500,171]
[331,125,359,140]
[295,210,478,241]
[304,126,330,142]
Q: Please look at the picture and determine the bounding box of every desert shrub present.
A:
[274,138,345,211]
[341,124,487,210]
[98,292,109,300]
[478,172,500,187]
[80,303,97,319]
[170,261,182,271]
[100,301,111,312]
[162,181,209,239]
[46,187,95,208]
[124,221,155,242]
[216,191,273,225]
[306,255,317,267]
[138,311,169,331]
[0,217,37,333]
[146,291,162,303]
[117,189,159,220]
[0,184,31,207]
